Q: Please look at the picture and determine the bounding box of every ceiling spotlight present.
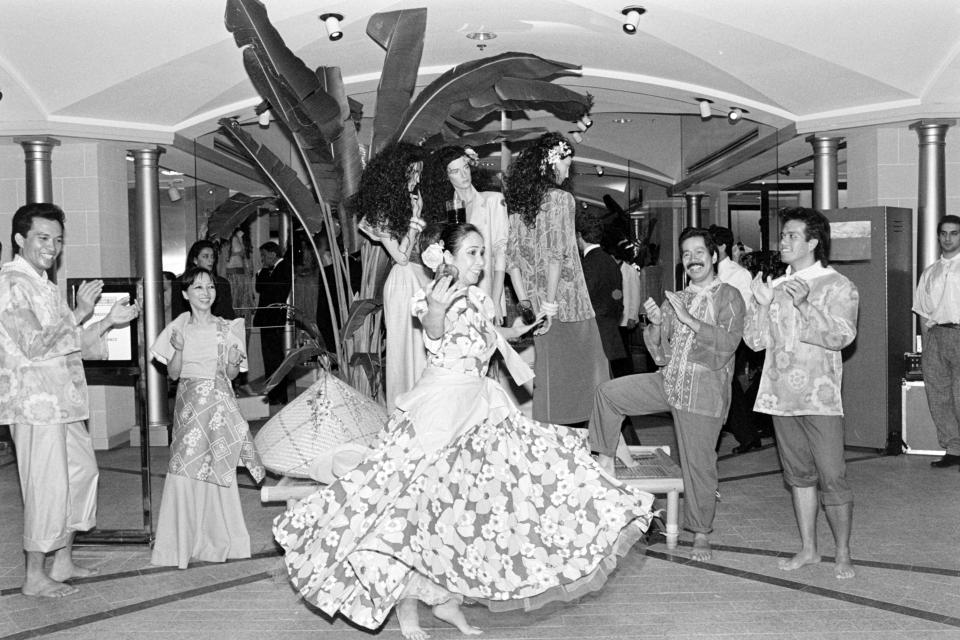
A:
[167,185,182,202]
[595,165,604,176]
[319,13,344,41]
[727,107,749,123]
[697,98,713,119]
[621,6,646,34]
[466,31,497,51]
[258,109,272,127]
[571,131,583,144]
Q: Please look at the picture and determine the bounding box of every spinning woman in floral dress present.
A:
[273,223,655,639]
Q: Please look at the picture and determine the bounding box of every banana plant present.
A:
[219,0,595,405]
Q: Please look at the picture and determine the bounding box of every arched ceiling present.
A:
[2,0,959,194]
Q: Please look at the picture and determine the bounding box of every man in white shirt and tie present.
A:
[913,214,960,469]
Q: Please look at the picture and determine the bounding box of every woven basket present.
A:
[254,368,386,480]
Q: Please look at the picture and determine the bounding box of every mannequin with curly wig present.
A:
[355,142,430,412]
[421,146,509,322]
[504,132,609,424]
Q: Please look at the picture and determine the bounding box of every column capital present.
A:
[805,133,843,147]
[127,145,166,158]
[13,136,61,148]
[908,119,956,131]
[910,120,956,145]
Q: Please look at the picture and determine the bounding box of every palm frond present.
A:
[390,52,581,146]
[366,9,428,154]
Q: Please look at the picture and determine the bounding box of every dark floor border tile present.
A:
[668,539,960,577]
[718,453,883,484]
[0,549,279,597]
[0,571,271,640]
[644,548,960,628]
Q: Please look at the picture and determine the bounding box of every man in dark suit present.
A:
[254,241,292,403]
[576,213,628,373]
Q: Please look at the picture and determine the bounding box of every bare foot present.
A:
[597,454,616,476]
[433,599,482,636]
[21,575,79,598]
[777,549,821,571]
[690,533,712,562]
[49,561,100,582]
[615,436,637,468]
[398,598,429,640]
[834,552,855,579]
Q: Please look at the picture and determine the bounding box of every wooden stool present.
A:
[616,446,684,549]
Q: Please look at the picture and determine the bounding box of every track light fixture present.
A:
[319,13,344,41]
[167,184,182,202]
[258,109,272,127]
[595,165,604,176]
[696,98,713,119]
[621,6,646,34]
[727,107,748,123]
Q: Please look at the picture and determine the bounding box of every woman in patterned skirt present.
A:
[150,266,264,568]
[504,132,611,425]
[274,223,654,639]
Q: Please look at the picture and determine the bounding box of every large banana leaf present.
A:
[486,78,592,121]
[218,118,326,233]
[263,344,327,393]
[431,127,549,149]
[390,52,582,146]
[366,9,428,155]
[340,298,382,344]
[321,66,363,255]
[225,0,342,147]
[205,193,277,240]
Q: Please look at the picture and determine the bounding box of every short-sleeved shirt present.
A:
[151,312,247,377]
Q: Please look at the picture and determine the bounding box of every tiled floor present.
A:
[2,417,960,640]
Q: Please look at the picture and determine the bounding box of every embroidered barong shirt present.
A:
[744,263,859,416]
[0,255,107,425]
[643,279,744,418]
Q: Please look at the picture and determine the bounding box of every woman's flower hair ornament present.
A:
[421,241,445,270]
[540,140,573,174]
[464,146,480,166]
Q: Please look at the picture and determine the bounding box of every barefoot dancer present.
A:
[588,228,744,561]
[274,223,655,637]
[0,203,140,596]
[745,207,859,579]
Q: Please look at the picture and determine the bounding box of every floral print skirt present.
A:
[273,408,655,630]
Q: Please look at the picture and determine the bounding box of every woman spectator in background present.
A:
[173,240,236,320]
[354,142,429,412]
[504,132,610,425]
[150,266,263,568]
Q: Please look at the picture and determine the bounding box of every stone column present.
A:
[500,110,512,175]
[14,136,60,203]
[805,134,843,211]
[131,147,170,444]
[910,119,956,273]
[277,213,295,356]
[684,192,704,228]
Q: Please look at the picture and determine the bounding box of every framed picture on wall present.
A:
[67,277,140,367]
